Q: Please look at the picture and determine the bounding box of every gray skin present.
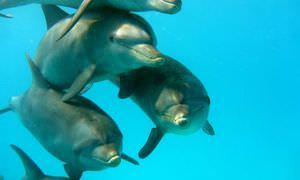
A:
[11,144,69,180]
[36,5,165,101]
[0,56,138,179]
[112,57,215,158]
[0,0,182,14]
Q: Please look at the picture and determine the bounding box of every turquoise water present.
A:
[0,1,299,179]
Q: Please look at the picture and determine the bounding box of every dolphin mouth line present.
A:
[117,42,164,64]
[90,155,120,165]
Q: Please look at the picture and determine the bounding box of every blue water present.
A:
[0,1,299,179]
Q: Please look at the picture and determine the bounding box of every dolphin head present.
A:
[147,0,182,14]
[106,13,165,70]
[155,84,210,134]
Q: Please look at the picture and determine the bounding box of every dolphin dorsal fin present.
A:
[10,145,45,179]
[25,54,49,89]
[41,5,69,30]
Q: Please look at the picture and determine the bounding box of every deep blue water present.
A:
[0,1,299,179]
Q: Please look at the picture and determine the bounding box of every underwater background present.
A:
[0,0,299,179]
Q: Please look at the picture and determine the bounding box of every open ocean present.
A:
[0,0,299,179]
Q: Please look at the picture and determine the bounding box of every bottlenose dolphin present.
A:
[11,144,69,180]
[35,5,165,102]
[112,57,215,158]
[0,55,138,179]
[0,0,182,39]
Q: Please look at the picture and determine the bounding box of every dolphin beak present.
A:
[131,44,166,66]
[175,116,189,127]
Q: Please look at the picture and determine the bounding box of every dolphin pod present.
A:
[0,56,138,179]
[1,1,216,179]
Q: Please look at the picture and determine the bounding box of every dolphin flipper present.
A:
[202,121,215,136]
[10,144,46,179]
[62,64,96,102]
[0,13,13,18]
[139,128,164,159]
[41,5,69,30]
[64,164,82,180]
[57,0,93,40]
[121,154,139,165]
[0,107,12,114]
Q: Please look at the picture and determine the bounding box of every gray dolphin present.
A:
[112,57,215,158]
[11,144,69,180]
[35,5,165,102]
[0,55,138,179]
[0,0,181,39]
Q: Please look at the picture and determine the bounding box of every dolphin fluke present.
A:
[10,144,45,179]
[57,0,93,40]
[41,5,69,30]
[0,13,13,18]
[139,128,164,159]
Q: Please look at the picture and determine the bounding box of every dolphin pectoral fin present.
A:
[57,0,93,40]
[118,73,137,99]
[0,13,13,18]
[121,154,139,165]
[62,64,96,102]
[0,107,12,115]
[202,121,215,136]
[64,164,82,180]
[139,128,164,159]
[41,5,69,30]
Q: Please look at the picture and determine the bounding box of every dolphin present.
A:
[0,0,182,39]
[0,55,138,179]
[11,144,69,180]
[112,56,215,158]
[35,5,165,102]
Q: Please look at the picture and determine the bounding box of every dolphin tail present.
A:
[10,144,45,179]
[139,128,164,159]
[57,0,93,40]
[0,107,12,115]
